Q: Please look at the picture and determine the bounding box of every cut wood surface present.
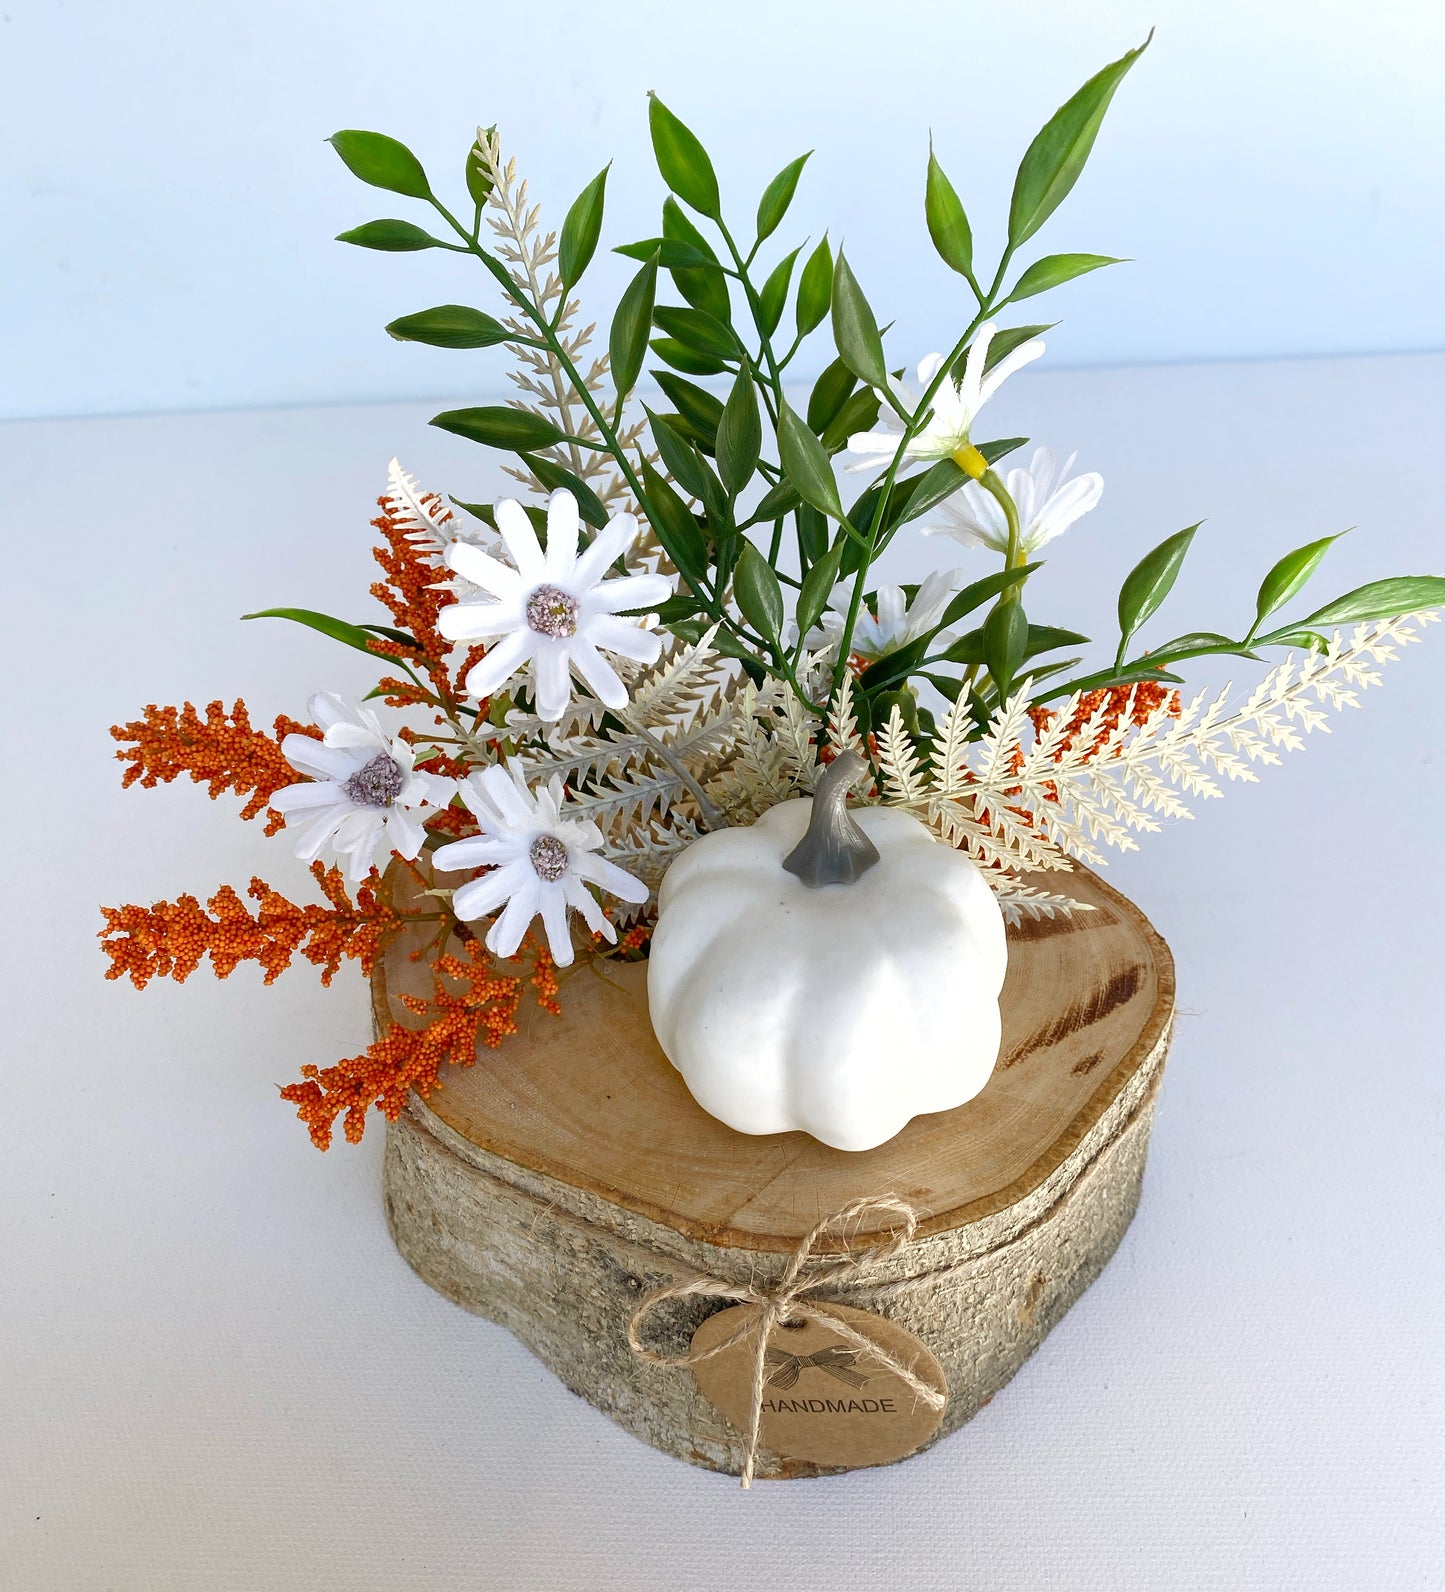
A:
[374,862,1174,1253]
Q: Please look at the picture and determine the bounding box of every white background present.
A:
[5,0,1445,419]
[5,1,1445,1587]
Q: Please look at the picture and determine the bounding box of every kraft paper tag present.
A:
[689,1301,947,1470]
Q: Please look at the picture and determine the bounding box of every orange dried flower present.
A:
[369,497,491,709]
[1028,682,1183,765]
[280,932,559,1149]
[112,699,318,834]
[99,862,400,990]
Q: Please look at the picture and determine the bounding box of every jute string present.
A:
[627,1194,947,1487]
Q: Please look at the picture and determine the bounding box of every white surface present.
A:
[8,0,1445,419]
[3,351,1444,1589]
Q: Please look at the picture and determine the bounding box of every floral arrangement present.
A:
[101,38,1443,1151]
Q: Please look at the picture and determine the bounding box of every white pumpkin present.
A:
[647,754,1008,1152]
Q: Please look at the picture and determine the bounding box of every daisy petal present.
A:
[587,614,664,665]
[571,850,650,903]
[281,736,358,782]
[494,499,546,585]
[572,512,637,588]
[462,628,536,700]
[437,595,522,643]
[452,859,530,921]
[486,875,543,959]
[538,883,574,966]
[532,643,574,721]
[270,780,343,813]
[566,638,628,708]
[446,541,524,599]
[582,572,673,616]
[543,490,580,582]
[561,874,617,942]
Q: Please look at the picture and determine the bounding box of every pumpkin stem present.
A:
[782,751,880,888]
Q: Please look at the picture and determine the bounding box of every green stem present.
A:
[830,292,1004,690]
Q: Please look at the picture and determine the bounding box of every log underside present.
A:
[376,862,1175,1478]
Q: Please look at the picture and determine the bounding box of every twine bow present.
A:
[764,1344,868,1391]
[627,1193,947,1487]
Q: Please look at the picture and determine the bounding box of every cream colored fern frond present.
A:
[471,128,666,572]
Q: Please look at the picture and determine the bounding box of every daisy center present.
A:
[342,753,404,808]
[525,584,580,640]
[529,834,570,882]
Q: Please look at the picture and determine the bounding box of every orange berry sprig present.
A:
[280,933,558,1148]
[99,863,404,990]
[111,699,320,834]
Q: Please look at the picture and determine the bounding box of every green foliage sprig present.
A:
[325,34,1445,750]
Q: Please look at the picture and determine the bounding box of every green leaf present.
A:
[336,219,442,252]
[777,401,844,520]
[1008,35,1150,247]
[795,236,834,337]
[645,410,711,499]
[1298,576,1445,629]
[653,373,723,444]
[661,204,732,321]
[941,621,1088,666]
[820,387,881,456]
[795,543,844,639]
[1006,253,1122,303]
[648,94,720,218]
[615,236,713,269]
[610,252,659,400]
[385,304,510,348]
[796,503,828,564]
[652,304,737,361]
[518,454,610,530]
[649,338,727,376]
[430,406,566,451]
[559,164,610,288]
[754,478,803,522]
[328,130,432,200]
[465,134,495,209]
[733,542,785,644]
[241,607,418,660]
[830,252,888,390]
[756,153,810,243]
[1118,523,1199,655]
[661,197,721,261]
[651,595,704,625]
[716,365,762,497]
[759,246,801,337]
[984,600,1029,699]
[806,355,856,433]
[925,147,973,278]
[453,500,549,538]
[640,461,708,587]
[1254,534,1345,627]
[675,266,733,324]
[1144,631,1258,664]
[938,564,1040,630]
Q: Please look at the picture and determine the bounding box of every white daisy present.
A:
[434,764,648,967]
[271,693,456,883]
[923,447,1103,556]
[807,567,963,662]
[845,322,1046,475]
[437,489,672,721]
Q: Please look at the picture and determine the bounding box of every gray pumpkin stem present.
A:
[782,751,880,888]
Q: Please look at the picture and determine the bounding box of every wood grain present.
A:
[374,861,1173,1253]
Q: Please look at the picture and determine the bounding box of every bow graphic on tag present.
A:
[764,1343,870,1391]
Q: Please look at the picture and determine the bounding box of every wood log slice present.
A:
[377,861,1174,1479]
